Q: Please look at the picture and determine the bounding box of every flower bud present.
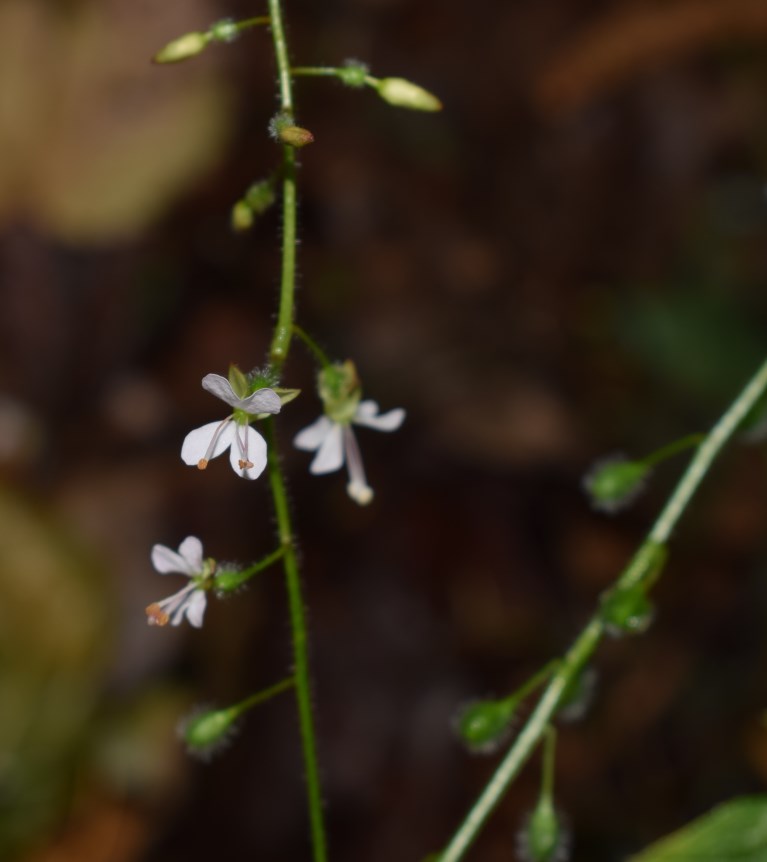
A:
[244,179,277,215]
[318,360,361,424]
[181,706,238,759]
[231,200,254,232]
[209,18,239,43]
[517,799,570,862]
[455,697,516,754]
[269,112,315,147]
[583,455,650,514]
[601,584,654,636]
[153,31,210,64]
[557,667,597,723]
[339,59,370,88]
[376,77,442,111]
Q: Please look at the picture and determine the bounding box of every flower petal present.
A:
[238,387,282,415]
[294,415,334,451]
[181,420,236,466]
[184,590,207,628]
[151,543,194,575]
[353,400,406,432]
[228,423,268,479]
[177,536,204,572]
[310,422,344,474]
[201,373,239,407]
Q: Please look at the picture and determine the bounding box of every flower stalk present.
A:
[439,355,767,862]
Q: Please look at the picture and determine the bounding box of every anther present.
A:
[197,459,209,470]
[146,603,170,626]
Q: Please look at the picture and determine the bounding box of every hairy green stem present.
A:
[643,433,704,467]
[268,0,297,369]
[266,418,327,862]
[214,546,286,593]
[236,676,295,715]
[263,2,327,858]
[440,356,767,862]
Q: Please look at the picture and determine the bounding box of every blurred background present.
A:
[3,0,767,860]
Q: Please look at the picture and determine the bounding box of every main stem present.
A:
[267,420,328,862]
[440,356,767,862]
[264,2,328,860]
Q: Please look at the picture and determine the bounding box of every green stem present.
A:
[540,726,556,802]
[503,660,559,707]
[292,66,342,78]
[293,324,332,368]
[234,15,271,32]
[439,356,767,862]
[643,433,704,468]
[268,0,297,370]
[235,676,295,716]
[265,417,328,862]
[214,546,286,593]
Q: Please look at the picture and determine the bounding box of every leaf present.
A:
[629,796,767,862]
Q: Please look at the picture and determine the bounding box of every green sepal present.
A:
[456,697,516,753]
[600,584,654,635]
[228,364,250,398]
[318,360,361,424]
[524,796,563,862]
[183,706,238,754]
[339,59,370,88]
[274,387,301,406]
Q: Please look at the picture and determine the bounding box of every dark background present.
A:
[3,1,767,860]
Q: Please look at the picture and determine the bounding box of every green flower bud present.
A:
[244,179,277,215]
[318,361,361,424]
[601,585,654,636]
[583,455,650,514]
[231,200,254,232]
[518,798,569,862]
[455,697,516,754]
[269,111,315,147]
[209,18,239,43]
[181,706,238,759]
[153,31,210,64]
[339,59,370,88]
[557,667,596,723]
[376,77,442,111]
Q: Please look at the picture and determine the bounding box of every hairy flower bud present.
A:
[153,32,210,64]
[583,455,650,514]
[181,706,238,759]
[209,18,239,43]
[455,697,516,754]
[376,77,442,111]
[339,59,370,88]
[231,200,254,232]
[517,799,570,862]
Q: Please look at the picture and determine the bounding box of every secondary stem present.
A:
[440,355,767,862]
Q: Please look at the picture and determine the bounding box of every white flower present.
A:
[145,536,212,628]
[181,373,281,480]
[294,399,405,505]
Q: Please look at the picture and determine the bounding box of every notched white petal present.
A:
[181,420,236,467]
[228,424,268,479]
[184,590,207,628]
[354,400,406,432]
[310,423,344,474]
[201,373,240,407]
[178,536,204,571]
[151,543,193,575]
[294,416,334,451]
[239,388,282,415]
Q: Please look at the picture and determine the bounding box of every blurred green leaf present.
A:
[629,796,767,862]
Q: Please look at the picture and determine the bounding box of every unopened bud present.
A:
[209,18,239,43]
[153,31,210,64]
[583,455,650,514]
[601,585,655,636]
[279,126,315,147]
[376,77,442,111]
[181,706,238,759]
[455,697,515,754]
[517,799,569,862]
[231,200,254,232]
[339,59,370,88]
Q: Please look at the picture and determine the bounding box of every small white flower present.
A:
[294,400,405,505]
[181,373,281,480]
[145,536,213,628]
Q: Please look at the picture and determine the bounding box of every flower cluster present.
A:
[148,362,404,626]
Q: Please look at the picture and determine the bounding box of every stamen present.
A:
[235,423,254,472]
[146,603,170,626]
[200,416,234,467]
[342,426,374,505]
